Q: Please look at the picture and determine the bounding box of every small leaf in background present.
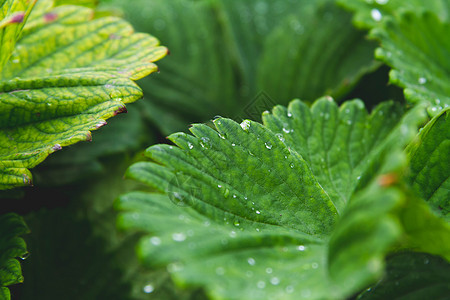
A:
[356,252,450,300]
[116,97,447,299]
[370,11,450,116]
[0,213,29,300]
[108,0,378,134]
[406,108,449,221]
[338,0,449,30]
[0,1,167,190]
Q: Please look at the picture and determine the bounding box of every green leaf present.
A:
[338,0,449,30]
[19,158,196,300]
[257,1,380,104]
[370,11,450,115]
[0,1,167,190]
[0,0,36,69]
[110,0,377,133]
[357,252,450,300]
[117,98,441,299]
[0,213,29,300]
[406,108,449,220]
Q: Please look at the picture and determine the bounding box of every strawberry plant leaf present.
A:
[257,1,380,103]
[406,108,449,220]
[357,252,450,300]
[338,0,449,30]
[370,11,450,115]
[110,0,378,133]
[0,1,167,190]
[116,98,447,299]
[0,213,29,300]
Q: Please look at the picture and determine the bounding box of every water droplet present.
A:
[285,285,294,293]
[290,163,294,169]
[376,0,389,4]
[287,111,292,117]
[219,133,226,139]
[311,262,319,269]
[418,77,427,84]
[12,58,20,63]
[347,120,352,125]
[282,127,291,133]
[150,236,161,246]
[218,185,222,188]
[203,221,210,227]
[200,137,211,149]
[247,257,256,266]
[19,253,30,260]
[256,210,261,214]
[167,262,184,273]
[143,284,154,294]
[297,245,305,251]
[257,281,266,289]
[229,231,237,238]
[240,120,251,132]
[234,220,240,227]
[356,176,361,180]
[246,270,253,277]
[231,143,236,147]
[172,232,186,242]
[232,194,237,199]
[216,267,225,275]
[371,9,382,21]
[270,277,280,285]
[265,267,272,274]
[276,133,285,142]
[52,144,62,151]
[187,142,194,149]
[265,142,272,149]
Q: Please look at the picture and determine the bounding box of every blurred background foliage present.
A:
[1,0,412,299]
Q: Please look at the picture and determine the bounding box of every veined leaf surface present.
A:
[0,213,29,300]
[370,11,450,116]
[117,98,449,299]
[0,1,167,189]
[406,108,449,220]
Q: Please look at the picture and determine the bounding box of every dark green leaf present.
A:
[117,98,445,299]
[357,252,450,300]
[370,11,450,115]
[406,108,449,220]
[0,213,29,300]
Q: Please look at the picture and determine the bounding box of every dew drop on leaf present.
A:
[371,9,382,21]
[257,281,266,289]
[270,277,280,285]
[241,120,250,132]
[265,142,272,149]
[265,267,273,274]
[418,77,427,84]
[200,137,211,149]
[143,284,154,294]
[247,257,256,266]
[285,285,294,293]
[150,236,161,246]
[172,232,186,242]
[187,142,194,149]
